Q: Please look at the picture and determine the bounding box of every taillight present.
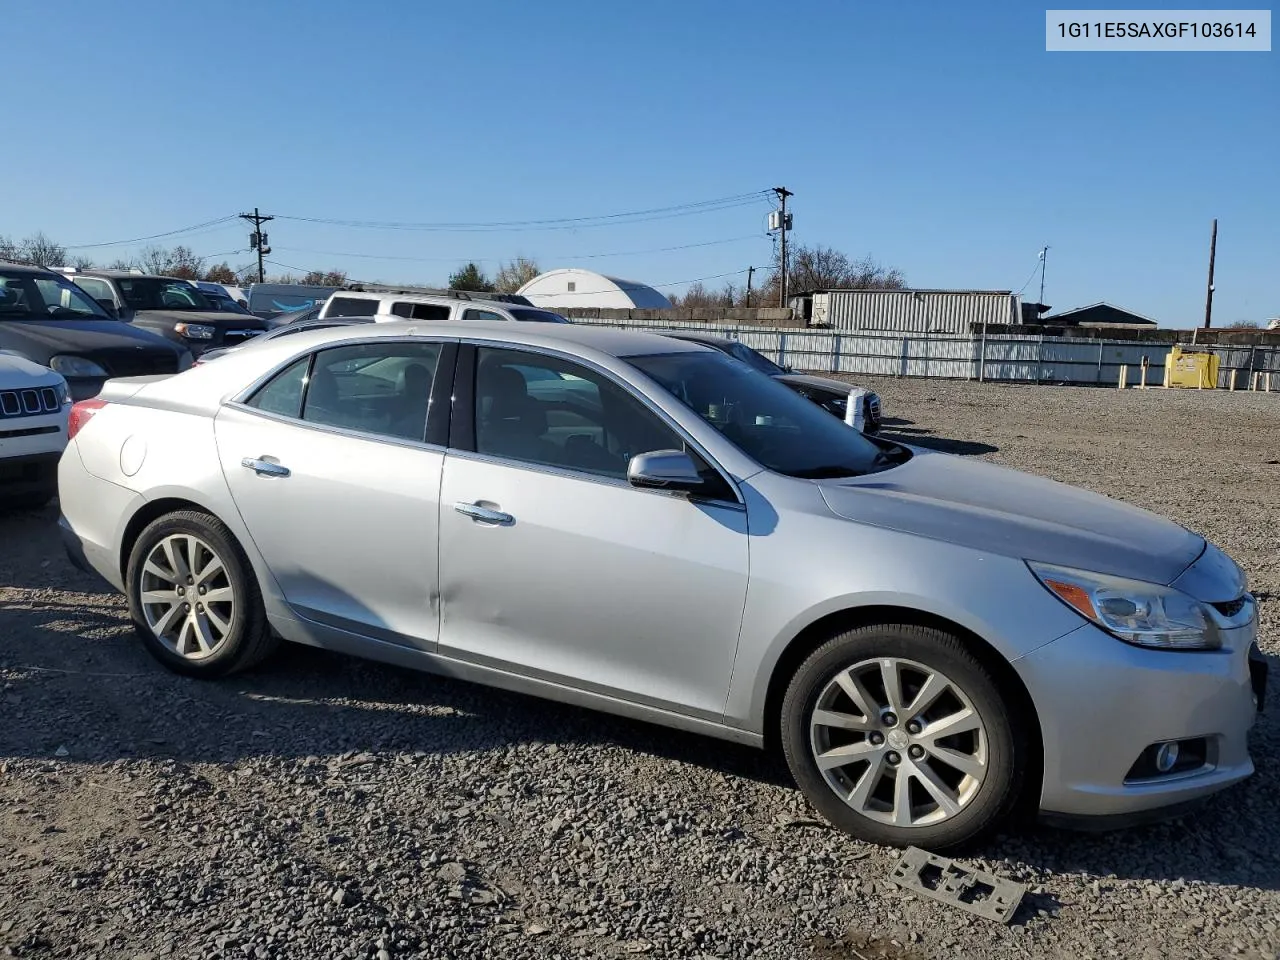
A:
[67,399,107,441]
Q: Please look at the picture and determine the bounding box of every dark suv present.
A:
[0,263,189,400]
[60,269,268,357]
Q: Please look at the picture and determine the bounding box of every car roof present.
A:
[254,319,711,360]
[0,261,58,277]
[70,269,189,281]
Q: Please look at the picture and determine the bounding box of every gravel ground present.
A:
[2,378,1279,960]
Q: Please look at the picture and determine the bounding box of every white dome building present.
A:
[517,268,672,310]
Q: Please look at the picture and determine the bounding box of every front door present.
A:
[437,345,750,720]
[215,339,448,649]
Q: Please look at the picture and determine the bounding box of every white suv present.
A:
[318,289,569,325]
[0,352,70,509]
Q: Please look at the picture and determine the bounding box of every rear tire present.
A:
[125,510,278,677]
[780,623,1026,850]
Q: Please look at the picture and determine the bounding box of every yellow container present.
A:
[1166,344,1219,389]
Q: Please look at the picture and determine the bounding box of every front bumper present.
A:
[0,451,61,497]
[1016,621,1260,822]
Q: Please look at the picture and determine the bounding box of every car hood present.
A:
[777,372,875,398]
[134,309,267,329]
[0,350,63,387]
[0,319,183,359]
[817,449,1203,585]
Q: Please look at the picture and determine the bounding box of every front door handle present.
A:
[241,457,290,478]
[454,501,514,525]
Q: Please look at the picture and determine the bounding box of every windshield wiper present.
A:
[789,465,867,479]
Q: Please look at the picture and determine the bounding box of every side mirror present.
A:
[96,299,118,318]
[627,450,704,493]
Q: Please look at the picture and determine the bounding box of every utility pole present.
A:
[239,208,274,283]
[772,186,793,307]
[1203,218,1218,329]
[1038,246,1050,309]
[746,265,755,307]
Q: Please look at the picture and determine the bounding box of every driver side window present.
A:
[473,347,687,481]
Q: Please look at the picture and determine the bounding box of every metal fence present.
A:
[573,316,1280,388]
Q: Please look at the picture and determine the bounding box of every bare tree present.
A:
[19,232,68,268]
[494,257,539,294]
[107,258,134,271]
[0,236,20,261]
[301,270,348,286]
[70,255,96,270]
[759,244,905,303]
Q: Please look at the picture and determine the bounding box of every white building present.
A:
[517,268,672,310]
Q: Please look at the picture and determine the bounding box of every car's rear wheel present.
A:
[126,510,277,677]
[781,623,1025,849]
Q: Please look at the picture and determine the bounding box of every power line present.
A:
[273,191,772,233]
[273,233,770,265]
[265,258,753,293]
[65,216,240,250]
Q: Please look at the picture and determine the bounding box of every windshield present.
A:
[509,308,570,323]
[629,350,901,479]
[0,269,112,321]
[206,293,253,314]
[725,341,785,376]
[116,277,213,311]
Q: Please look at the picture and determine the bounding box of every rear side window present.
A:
[462,308,505,322]
[246,357,310,418]
[302,341,442,441]
[325,296,379,318]
[390,302,451,321]
[74,277,116,304]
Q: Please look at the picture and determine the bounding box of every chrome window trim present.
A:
[459,338,745,507]
[224,335,455,452]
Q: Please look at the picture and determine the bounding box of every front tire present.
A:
[780,623,1025,849]
[125,510,277,677]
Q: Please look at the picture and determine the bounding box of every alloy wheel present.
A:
[809,657,988,828]
[138,534,236,660]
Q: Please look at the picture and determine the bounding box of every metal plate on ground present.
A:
[887,847,1026,924]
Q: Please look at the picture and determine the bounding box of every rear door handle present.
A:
[454,501,513,525]
[241,457,290,478]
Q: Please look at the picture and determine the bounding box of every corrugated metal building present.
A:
[792,289,1021,334]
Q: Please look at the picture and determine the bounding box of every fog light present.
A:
[1154,741,1180,773]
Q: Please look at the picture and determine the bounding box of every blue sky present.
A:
[8,0,1276,325]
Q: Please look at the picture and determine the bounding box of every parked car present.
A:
[665,332,882,432]
[194,316,374,365]
[199,288,256,316]
[59,268,268,357]
[0,350,69,509]
[189,280,249,309]
[1,263,190,400]
[58,321,1264,849]
[318,290,569,324]
[244,282,344,321]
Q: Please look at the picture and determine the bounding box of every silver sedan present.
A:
[57,321,1264,849]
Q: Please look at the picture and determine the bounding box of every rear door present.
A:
[214,338,454,649]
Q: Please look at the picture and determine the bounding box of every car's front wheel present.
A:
[781,623,1026,849]
[125,510,278,677]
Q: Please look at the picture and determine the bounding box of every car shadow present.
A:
[883,431,1000,457]
[3,518,1275,892]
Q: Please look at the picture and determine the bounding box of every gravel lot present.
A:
[2,378,1279,960]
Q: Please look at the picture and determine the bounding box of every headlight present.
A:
[1028,561,1220,650]
[56,379,71,404]
[49,355,108,378]
[174,323,216,340]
